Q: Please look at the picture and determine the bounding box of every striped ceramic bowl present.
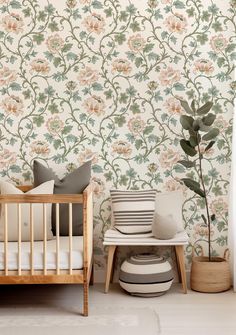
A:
[119,253,173,297]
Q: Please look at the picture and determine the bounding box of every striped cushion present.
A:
[110,189,156,234]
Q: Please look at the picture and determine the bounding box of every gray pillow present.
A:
[33,160,91,236]
[152,213,177,240]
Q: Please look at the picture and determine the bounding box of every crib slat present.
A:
[69,203,72,275]
[30,204,34,275]
[4,204,8,276]
[56,203,60,275]
[18,204,22,275]
[43,204,47,275]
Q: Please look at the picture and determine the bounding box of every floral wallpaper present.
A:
[0,0,235,273]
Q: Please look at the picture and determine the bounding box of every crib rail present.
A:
[0,185,93,286]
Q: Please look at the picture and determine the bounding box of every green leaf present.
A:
[205,141,215,151]
[181,178,205,197]
[180,139,197,156]
[189,134,199,147]
[180,100,193,114]
[197,101,213,115]
[178,160,195,168]
[33,34,44,45]
[192,119,201,131]
[202,128,219,141]
[180,115,194,130]
[33,115,44,127]
[202,113,216,126]
[114,33,126,45]
[211,214,216,222]
[201,214,207,225]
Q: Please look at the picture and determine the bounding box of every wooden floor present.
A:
[0,283,235,334]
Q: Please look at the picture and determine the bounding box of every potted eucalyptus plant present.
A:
[178,99,231,293]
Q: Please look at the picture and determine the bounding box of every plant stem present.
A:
[197,137,211,262]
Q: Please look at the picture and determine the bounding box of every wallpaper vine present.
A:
[0,0,235,272]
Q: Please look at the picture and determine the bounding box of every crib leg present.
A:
[83,280,89,317]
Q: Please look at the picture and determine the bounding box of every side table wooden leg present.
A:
[105,245,117,293]
[175,245,187,294]
[174,246,182,283]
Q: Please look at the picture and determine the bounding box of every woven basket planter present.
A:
[190,249,231,293]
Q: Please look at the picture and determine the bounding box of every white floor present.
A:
[0,283,236,335]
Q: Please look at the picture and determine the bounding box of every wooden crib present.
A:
[0,183,93,316]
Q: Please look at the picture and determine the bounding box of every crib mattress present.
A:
[0,237,83,271]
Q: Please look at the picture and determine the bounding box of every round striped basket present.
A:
[119,254,173,297]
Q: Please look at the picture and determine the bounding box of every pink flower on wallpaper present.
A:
[199,141,215,157]
[165,13,187,34]
[164,179,185,192]
[210,198,228,216]
[158,66,181,86]
[0,149,16,168]
[159,148,181,168]
[30,141,50,157]
[164,97,183,115]
[112,58,132,75]
[0,66,17,86]
[46,116,64,136]
[83,95,105,116]
[1,95,24,116]
[30,58,50,74]
[128,34,146,53]
[0,0,9,3]
[46,34,65,54]
[210,34,228,53]
[194,59,214,75]
[112,140,132,157]
[1,13,24,34]
[91,177,105,198]
[82,13,105,35]
[78,149,98,165]
[193,223,214,239]
[78,66,99,86]
[214,116,228,132]
[128,116,146,136]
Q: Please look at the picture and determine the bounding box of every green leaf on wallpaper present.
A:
[92,83,103,91]
[45,4,55,15]
[10,0,21,9]
[53,72,67,82]
[92,164,103,173]
[53,140,62,150]
[119,93,128,104]
[126,86,137,97]
[44,134,53,143]
[104,89,112,99]
[126,4,136,14]
[67,52,77,61]
[135,57,143,68]
[10,165,21,173]
[154,92,163,102]
[135,139,143,150]
[92,0,103,9]
[119,175,128,186]
[196,34,208,45]
[62,43,73,53]
[114,34,126,45]
[174,165,185,173]
[62,125,73,135]
[143,43,154,53]
[66,135,77,143]
[212,21,223,32]
[143,126,154,135]
[115,116,126,127]
[48,21,59,32]
[119,11,129,22]
[48,103,59,114]
[154,9,163,20]
[217,57,225,67]
[23,8,31,17]
[53,57,61,68]
[33,116,44,127]
[9,82,21,91]
[104,8,112,17]
[230,52,236,61]
[202,11,211,21]
[226,43,236,53]
[127,168,137,179]
[130,103,140,114]
[170,36,177,44]
[173,83,185,91]
[130,21,141,32]
[104,171,113,181]
[173,0,185,9]
[33,34,44,45]
[6,118,13,126]
[38,10,47,21]
[217,139,225,150]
